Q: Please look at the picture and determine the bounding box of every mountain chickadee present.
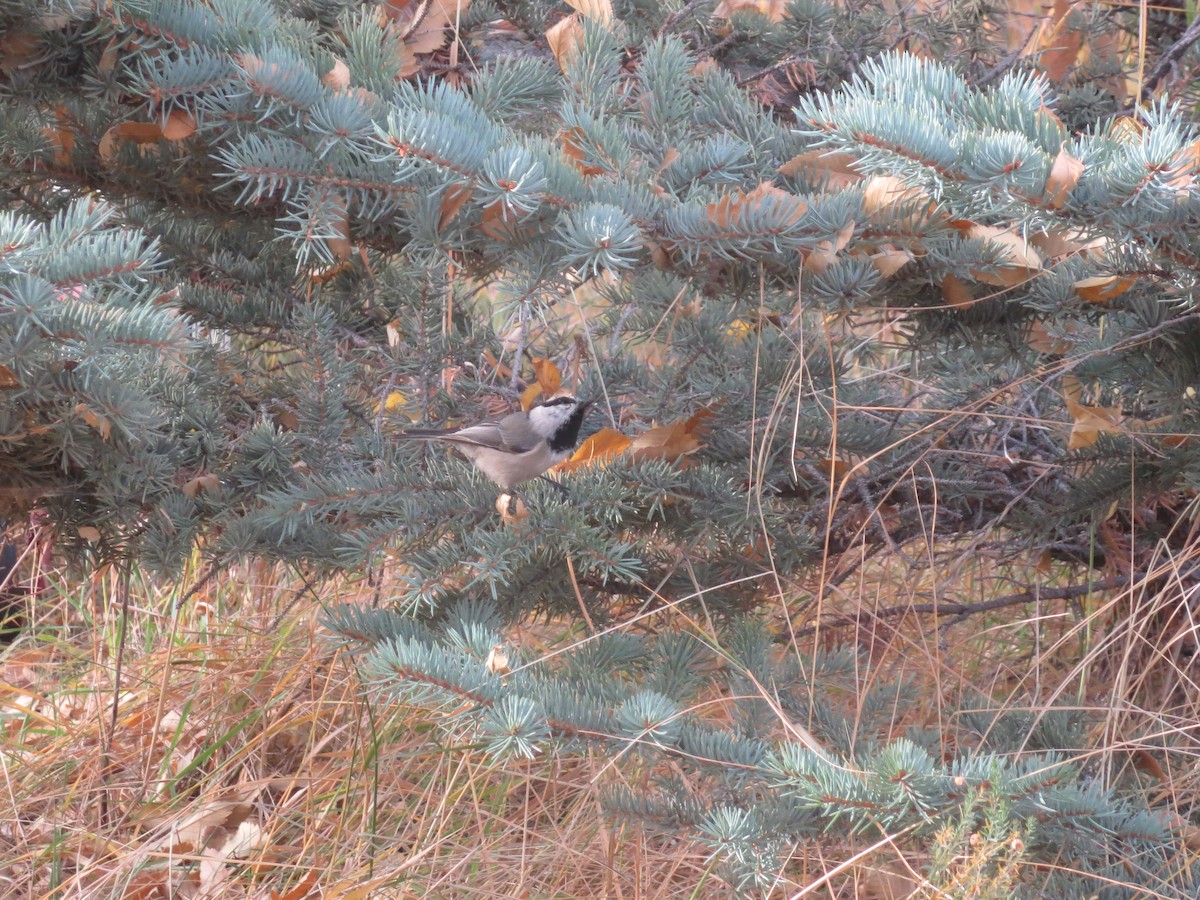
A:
[397,395,595,490]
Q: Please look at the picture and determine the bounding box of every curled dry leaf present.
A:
[485,644,511,676]
[712,0,788,23]
[546,13,583,73]
[520,357,563,410]
[160,109,197,141]
[777,150,862,190]
[1044,146,1083,209]
[941,273,976,309]
[560,125,604,176]
[803,219,854,274]
[496,493,529,524]
[868,245,912,278]
[1063,375,1121,450]
[563,0,613,24]
[965,224,1042,286]
[707,181,807,230]
[74,403,111,440]
[1027,318,1072,354]
[181,473,221,498]
[1074,274,1135,303]
[557,428,633,472]
[323,57,351,90]
[438,183,473,230]
[77,525,101,543]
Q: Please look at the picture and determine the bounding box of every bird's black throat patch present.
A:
[548,401,593,454]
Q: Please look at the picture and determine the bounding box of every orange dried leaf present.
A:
[75,403,111,440]
[778,150,862,190]
[1036,0,1083,83]
[1074,274,1135,303]
[712,0,788,22]
[557,428,633,472]
[519,382,542,411]
[531,357,562,395]
[77,525,101,543]
[965,224,1042,286]
[1066,401,1122,449]
[0,32,40,72]
[563,0,612,24]
[0,365,19,388]
[546,13,583,72]
[496,493,529,524]
[1027,319,1071,354]
[438,184,473,230]
[630,419,703,462]
[1063,377,1121,450]
[1110,116,1143,143]
[1044,146,1083,209]
[44,107,76,166]
[707,182,806,230]
[941,273,976,309]
[323,58,351,90]
[560,126,603,176]
[868,246,912,278]
[160,110,197,141]
[181,473,221,498]
[327,191,352,261]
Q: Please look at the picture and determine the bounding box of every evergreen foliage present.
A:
[3,0,1200,893]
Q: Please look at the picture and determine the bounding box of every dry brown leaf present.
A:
[0,31,40,72]
[98,122,160,163]
[1063,375,1121,450]
[965,224,1042,286]
[323,58,351,90]
[385,0,473,64]
[556,428,634,472]
[181,473,221,499]
[1111,116,1143,144]
[74,403,111,440]
[778,150,861,190]
[43,106,75,166]
[868,245,912,278]
[0,365,19,389]
[520,358,563,409]
[1074,274,1135,303]
[1067,401,1122,449]
[712,0,788,23]
[496,492,529,524]
[1027,318,1071,354]
[546,13,583,73]
[484,644,511,676]
[941,273,976,309]
[560,126,603,176]
[563,0,613,24]
[1038,0,1083,83]
[77,525,101,543]
[326,191,352,262]
[438,183,473,230]
[707,182,806,230]
[532,357,562,395]
[160,110,197,142]
[628,409,712,463]
[1044,145,1083,209]
[803,219,854,273]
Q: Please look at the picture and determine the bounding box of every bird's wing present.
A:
[400,411,537,454]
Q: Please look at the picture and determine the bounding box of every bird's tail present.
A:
[395,429,455,441]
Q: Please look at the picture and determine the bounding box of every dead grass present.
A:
[1,535,1198,899]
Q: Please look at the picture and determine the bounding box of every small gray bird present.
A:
[397,395,594,491]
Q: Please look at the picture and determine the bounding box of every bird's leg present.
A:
[537,475,569,498]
